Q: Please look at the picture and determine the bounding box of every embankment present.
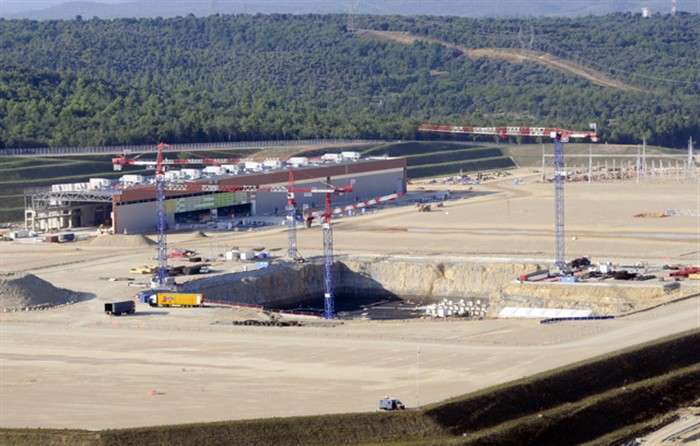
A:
[181,256,682,315]
[2,329,697,446]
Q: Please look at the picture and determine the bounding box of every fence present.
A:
[0,139,389,157]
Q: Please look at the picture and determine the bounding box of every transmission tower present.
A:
[347,0,360,31]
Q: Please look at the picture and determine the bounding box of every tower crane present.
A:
[418,123,598,272]
[309,191,402,318]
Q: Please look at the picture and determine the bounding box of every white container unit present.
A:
[287,157,309,167]
[262,158,282,170]
[203,166,225,176]
[341,151,361,161]
[89,178,112,189]
[321,153,342,163]
[244,161,263,172]
[119,174,145,185]
[180,169,202,180]
[221,164,239,174]
[164,170,184,181]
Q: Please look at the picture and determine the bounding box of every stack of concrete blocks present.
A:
[424,298,489,319]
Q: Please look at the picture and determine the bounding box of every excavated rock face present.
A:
[182,257,680,315]
[0,273,90,311]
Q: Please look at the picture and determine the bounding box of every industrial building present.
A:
[24,156,407,234]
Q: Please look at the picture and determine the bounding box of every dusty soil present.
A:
[359,29,639,91]
[0,172,697,429]
[0,273,89,310]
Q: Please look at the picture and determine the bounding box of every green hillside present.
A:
[0,14,698,149]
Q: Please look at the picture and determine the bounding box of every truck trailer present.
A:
[104,300,135,316]
[148,292,203,308]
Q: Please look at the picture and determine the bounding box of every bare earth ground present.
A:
[0,172,699,429]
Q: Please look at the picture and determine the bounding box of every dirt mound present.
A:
[0,273,88,310]
[194,231,208,238]
[89,234,156,247]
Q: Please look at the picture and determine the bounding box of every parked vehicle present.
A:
[379,397,405,411]
[149,292,203,307]
[104,300,135,316]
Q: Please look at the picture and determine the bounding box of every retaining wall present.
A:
[181,256,681,315]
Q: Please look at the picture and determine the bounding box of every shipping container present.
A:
[104,300,135,315]
[150,292,203,307]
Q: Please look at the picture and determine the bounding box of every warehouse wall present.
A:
[254,168,405,215]
[114,167,406,233]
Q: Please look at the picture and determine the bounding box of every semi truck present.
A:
[104,300,135,316]
[147,292,203,307]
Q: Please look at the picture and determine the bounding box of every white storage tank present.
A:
[287,157,309,167]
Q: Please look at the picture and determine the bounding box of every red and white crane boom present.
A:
[419,122,598,273]
[418,123,598,142]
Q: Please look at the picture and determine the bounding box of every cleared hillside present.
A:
[359,29,638,92]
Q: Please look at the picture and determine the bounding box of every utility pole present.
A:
[636,144,641,184]
[541,143,546,182]
[689,136,695,179]
[588,144,593,184]
[347,0,360,31]
[642,137,647,180]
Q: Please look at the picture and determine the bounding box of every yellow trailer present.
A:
[688,273,700,280]
[150,292,203,307]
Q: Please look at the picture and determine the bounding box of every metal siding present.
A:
[114,160,407,233]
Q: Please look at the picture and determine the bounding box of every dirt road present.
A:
[359,29,639,91]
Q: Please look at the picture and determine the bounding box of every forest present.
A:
[0,13,698,148]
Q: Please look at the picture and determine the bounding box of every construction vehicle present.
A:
[104,301,135,316]
[148,292,203,307]
[379,397,405,411]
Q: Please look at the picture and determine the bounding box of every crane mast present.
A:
[322,192,335,319]
[155,143,169,288]
[418,123,597,272]
[286,169,299,260]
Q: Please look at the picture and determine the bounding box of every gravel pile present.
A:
[89,234,156,247]
[0,273,87,311]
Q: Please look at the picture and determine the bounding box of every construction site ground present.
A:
[0,169,698,429]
